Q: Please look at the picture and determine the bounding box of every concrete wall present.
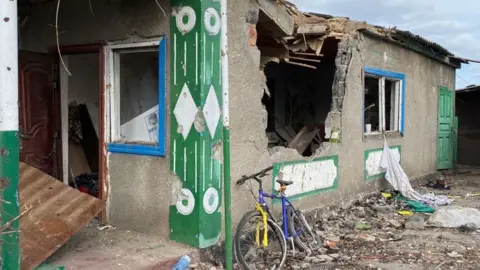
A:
[359,34,455,177]
[21,0,173,237]
[456,90,480,166]
[228,25,456,227]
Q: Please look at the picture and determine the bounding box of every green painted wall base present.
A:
[0,130,20,270]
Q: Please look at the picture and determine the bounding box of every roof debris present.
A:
[268,0,471,67]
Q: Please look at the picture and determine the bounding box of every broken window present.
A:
[363,68,404,135]
[261,38,338,157]
[107,39,166,156]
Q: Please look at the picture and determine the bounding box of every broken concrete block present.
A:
[405,216,425,230]
[429,206,480,228]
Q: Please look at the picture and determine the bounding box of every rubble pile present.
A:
[242,190,480,269]
[287,190,480,270]
[223,172,480,270]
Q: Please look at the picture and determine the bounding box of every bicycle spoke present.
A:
[235,211,286,269]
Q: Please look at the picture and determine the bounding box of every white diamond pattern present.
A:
[174,83,198,140]
[203,85,221,138]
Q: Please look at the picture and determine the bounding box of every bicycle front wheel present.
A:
[234,210,287,269]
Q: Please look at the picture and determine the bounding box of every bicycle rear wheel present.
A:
[287,206,320,255]
[234,210,287,269]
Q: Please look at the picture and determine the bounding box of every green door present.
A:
[437,87,454,170]
[453,116,458,164]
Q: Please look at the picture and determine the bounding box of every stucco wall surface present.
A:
[21,0,173,237]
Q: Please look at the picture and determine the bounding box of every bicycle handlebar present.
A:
[236,166,273,186]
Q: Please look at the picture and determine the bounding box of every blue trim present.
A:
[401,77,406,135]
[108,143,165,157]
[364,66,406,135]
[364,66,405,80]
[109,37,167,157]
[362,76,365,133]
[158,38,167,155]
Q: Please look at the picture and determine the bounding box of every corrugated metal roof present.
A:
[19,162,104,270]
[393,30,454,57]
[456,85,480,93]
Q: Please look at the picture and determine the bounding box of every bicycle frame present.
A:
[256,182,304,240]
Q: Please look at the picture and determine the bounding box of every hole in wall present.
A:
[260,38,339,157]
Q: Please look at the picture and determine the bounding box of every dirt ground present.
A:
[47,167,480,270]
[47,220,200,270]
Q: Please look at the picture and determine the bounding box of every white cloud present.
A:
[289,0,480,88]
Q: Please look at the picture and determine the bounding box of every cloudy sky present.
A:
[290,0,479,89]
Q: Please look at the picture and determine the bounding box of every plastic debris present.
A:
[356,222,372,230]
[323,240,336,249]
[396,195,435,213]
[172,255,191,270]
[397,210,413,216]
[381,192,392,199]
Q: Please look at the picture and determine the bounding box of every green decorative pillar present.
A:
[0,0,20,269]
[169,0,223,248]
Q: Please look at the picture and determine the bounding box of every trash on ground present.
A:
[396,195,435,213]
[172,255,191,270]
[355,221,372,230]
[323,240,336,249]
[381,192,392,199]
[397,210,413,216]
[97,225,116,231]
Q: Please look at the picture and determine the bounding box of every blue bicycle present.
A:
[234,166,320,269]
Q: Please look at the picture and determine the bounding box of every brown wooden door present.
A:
[19,51,61,179]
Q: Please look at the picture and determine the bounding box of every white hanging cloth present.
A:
[380,138,451,207]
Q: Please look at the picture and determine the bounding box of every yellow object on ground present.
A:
[397,210,413,216]
[381,192,392,199]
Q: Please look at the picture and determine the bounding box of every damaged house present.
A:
[0,0,469,267]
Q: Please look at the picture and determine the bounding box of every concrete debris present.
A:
[429,206,480,228]
[459,223,477,233]
[404,216,425,230]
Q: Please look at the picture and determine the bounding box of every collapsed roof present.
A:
[262,0,469,69]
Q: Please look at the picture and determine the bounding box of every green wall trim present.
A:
[271,155,339,204]
[169,0,223,248]
[0,130,20,270]
[364,145,401,181]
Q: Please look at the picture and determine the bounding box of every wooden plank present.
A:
[289,127,320,154]
[19,162,104,270]
[68,140,91,177]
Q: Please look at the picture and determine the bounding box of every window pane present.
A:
[119,50,159,143]
[364,77,380,133]
[384,80,393,131]
[385,79,400,131]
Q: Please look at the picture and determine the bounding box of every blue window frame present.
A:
[108,38,167,156]
[363,66,406,136]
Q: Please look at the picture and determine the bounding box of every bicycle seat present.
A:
[276,179,293,186]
